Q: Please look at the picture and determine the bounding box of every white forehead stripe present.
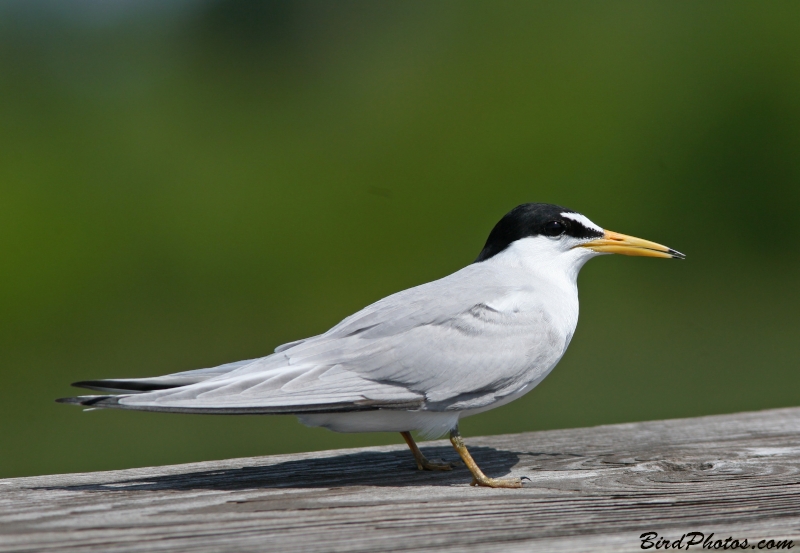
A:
[561,212,603,233]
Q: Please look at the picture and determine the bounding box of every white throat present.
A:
[488,235,600,289]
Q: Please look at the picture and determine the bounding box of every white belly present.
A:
[297,410,460,439]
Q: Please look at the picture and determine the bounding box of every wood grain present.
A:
[2,408,800,552]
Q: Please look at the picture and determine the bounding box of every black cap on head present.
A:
[475,203,603,262]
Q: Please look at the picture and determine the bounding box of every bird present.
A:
[58,203,684,488]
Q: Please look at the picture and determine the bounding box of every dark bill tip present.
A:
[668,249,686,260]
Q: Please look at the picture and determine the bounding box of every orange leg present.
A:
[400,431,455,471]
[449,426,523,488]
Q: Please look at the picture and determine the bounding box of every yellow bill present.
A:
[578,230,685,259]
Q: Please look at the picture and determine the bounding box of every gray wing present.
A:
[71,359,257,394]
[69,263,568,413]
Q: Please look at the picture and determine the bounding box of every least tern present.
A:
[59,203,683,488]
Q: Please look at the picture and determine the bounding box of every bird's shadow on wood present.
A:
[41,446,523,492]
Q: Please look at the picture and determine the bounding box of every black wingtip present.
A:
[56,396,83,405]
[71,380,113,390]
[56,395,119,407]
[71,379,179,393]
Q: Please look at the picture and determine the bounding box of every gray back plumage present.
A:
[91,260,572,414]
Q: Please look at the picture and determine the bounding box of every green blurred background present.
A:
[1,1,799,478]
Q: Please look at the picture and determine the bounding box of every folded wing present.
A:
[62,263,567,414]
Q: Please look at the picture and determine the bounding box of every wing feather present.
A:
[80,263,570,414]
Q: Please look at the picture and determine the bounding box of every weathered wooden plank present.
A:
[2,408,800,552]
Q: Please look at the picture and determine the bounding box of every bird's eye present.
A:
[544,220,566,237]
